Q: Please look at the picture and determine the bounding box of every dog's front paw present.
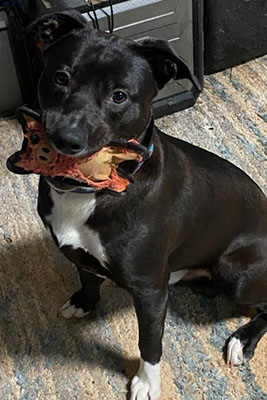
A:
[60,289,98,319]
[60,300,90,319]
[130,359,161,400]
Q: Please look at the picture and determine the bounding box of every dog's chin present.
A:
[45,176,91,192]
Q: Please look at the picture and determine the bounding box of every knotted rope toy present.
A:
[6,106,149,194]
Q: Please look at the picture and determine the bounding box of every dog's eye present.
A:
[54,71,69,86]
[112,91,127,104]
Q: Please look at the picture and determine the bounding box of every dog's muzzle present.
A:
[6,105,154,195]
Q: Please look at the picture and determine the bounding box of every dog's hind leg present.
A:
[226,307,267,365]
[213,235,267,365]
[226,267,267,365]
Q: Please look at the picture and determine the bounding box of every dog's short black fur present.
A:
[31,10,267,399]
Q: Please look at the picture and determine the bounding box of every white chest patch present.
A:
[46,189,109,268]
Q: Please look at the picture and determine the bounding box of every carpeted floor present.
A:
[0,56,266,400]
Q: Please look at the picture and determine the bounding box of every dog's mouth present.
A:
[6,106,149,193]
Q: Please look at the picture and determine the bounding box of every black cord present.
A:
[109,0,114,33]
[89,0,100,30]
[87,0,114,33]
[100,8,111,32]
[87,11,97,29]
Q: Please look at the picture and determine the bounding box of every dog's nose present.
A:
[51,127,85,155]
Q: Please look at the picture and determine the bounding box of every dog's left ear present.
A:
[134,38,201,91]
[29,9,87,51]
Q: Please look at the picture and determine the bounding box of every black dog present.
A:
[22,10,267,400]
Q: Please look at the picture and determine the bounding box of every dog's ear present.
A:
[29,9,87,51]
[134,38,201,91]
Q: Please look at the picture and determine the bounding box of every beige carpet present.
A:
[0,56,266,400]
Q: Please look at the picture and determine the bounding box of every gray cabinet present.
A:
[0,13,22,116]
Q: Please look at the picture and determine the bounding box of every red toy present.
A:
[7,109,144,193]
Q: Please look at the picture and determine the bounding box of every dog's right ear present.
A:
[29,9,87,51]
[133,38,201,91]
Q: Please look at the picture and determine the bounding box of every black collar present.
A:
[114,117,154,183]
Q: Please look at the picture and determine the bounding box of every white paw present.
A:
[130,359,161,400]
[60,300,90,319]
[227,337,244,366]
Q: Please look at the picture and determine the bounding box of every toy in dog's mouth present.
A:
[6,107,147,193]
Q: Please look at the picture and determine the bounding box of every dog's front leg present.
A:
[60,267,105,319]
[130,285,168,400]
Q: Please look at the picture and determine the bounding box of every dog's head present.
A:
[30,9,196,157]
